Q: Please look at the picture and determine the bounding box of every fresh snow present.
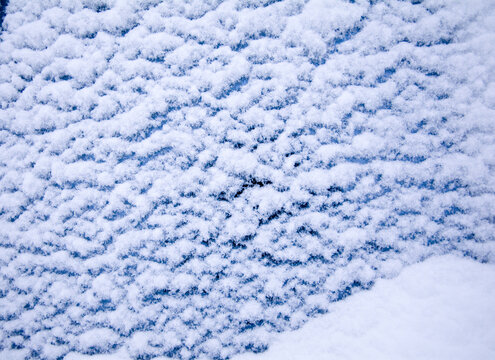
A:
[59,255,495,360]
[0,0,494,359]
[235,255,495,360]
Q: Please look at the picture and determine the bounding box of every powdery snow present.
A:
[0,0,495,358]
[235,255,495,360]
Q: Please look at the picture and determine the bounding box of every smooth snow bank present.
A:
[236,255,495,360]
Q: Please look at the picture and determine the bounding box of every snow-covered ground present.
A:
[234,254,495,360]
[0,0,494,359]
[60,255,495,359]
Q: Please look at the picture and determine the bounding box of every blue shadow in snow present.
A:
[0,0,8,30]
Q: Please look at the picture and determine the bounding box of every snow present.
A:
[0,0,495,358]
[234,255,495,360]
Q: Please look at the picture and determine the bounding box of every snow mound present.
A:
[235,254,495,360]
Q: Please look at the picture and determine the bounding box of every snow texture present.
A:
[235,254,495,360]
[0,1,9,30]
[0,0,494,359]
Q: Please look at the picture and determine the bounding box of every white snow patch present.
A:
[235,255,495,360]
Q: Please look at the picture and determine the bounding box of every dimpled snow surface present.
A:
[0,0,494,359]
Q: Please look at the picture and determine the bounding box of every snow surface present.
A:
[234,254,495,360]
[0,0,495,359]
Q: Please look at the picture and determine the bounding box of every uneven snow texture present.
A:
[0,1,9,30]
[235,254,495,360]
[0,0,495,359]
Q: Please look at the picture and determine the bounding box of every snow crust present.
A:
[235,254,495,360]
[0,0,495,359]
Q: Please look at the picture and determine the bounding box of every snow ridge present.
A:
[0,0,494,359]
